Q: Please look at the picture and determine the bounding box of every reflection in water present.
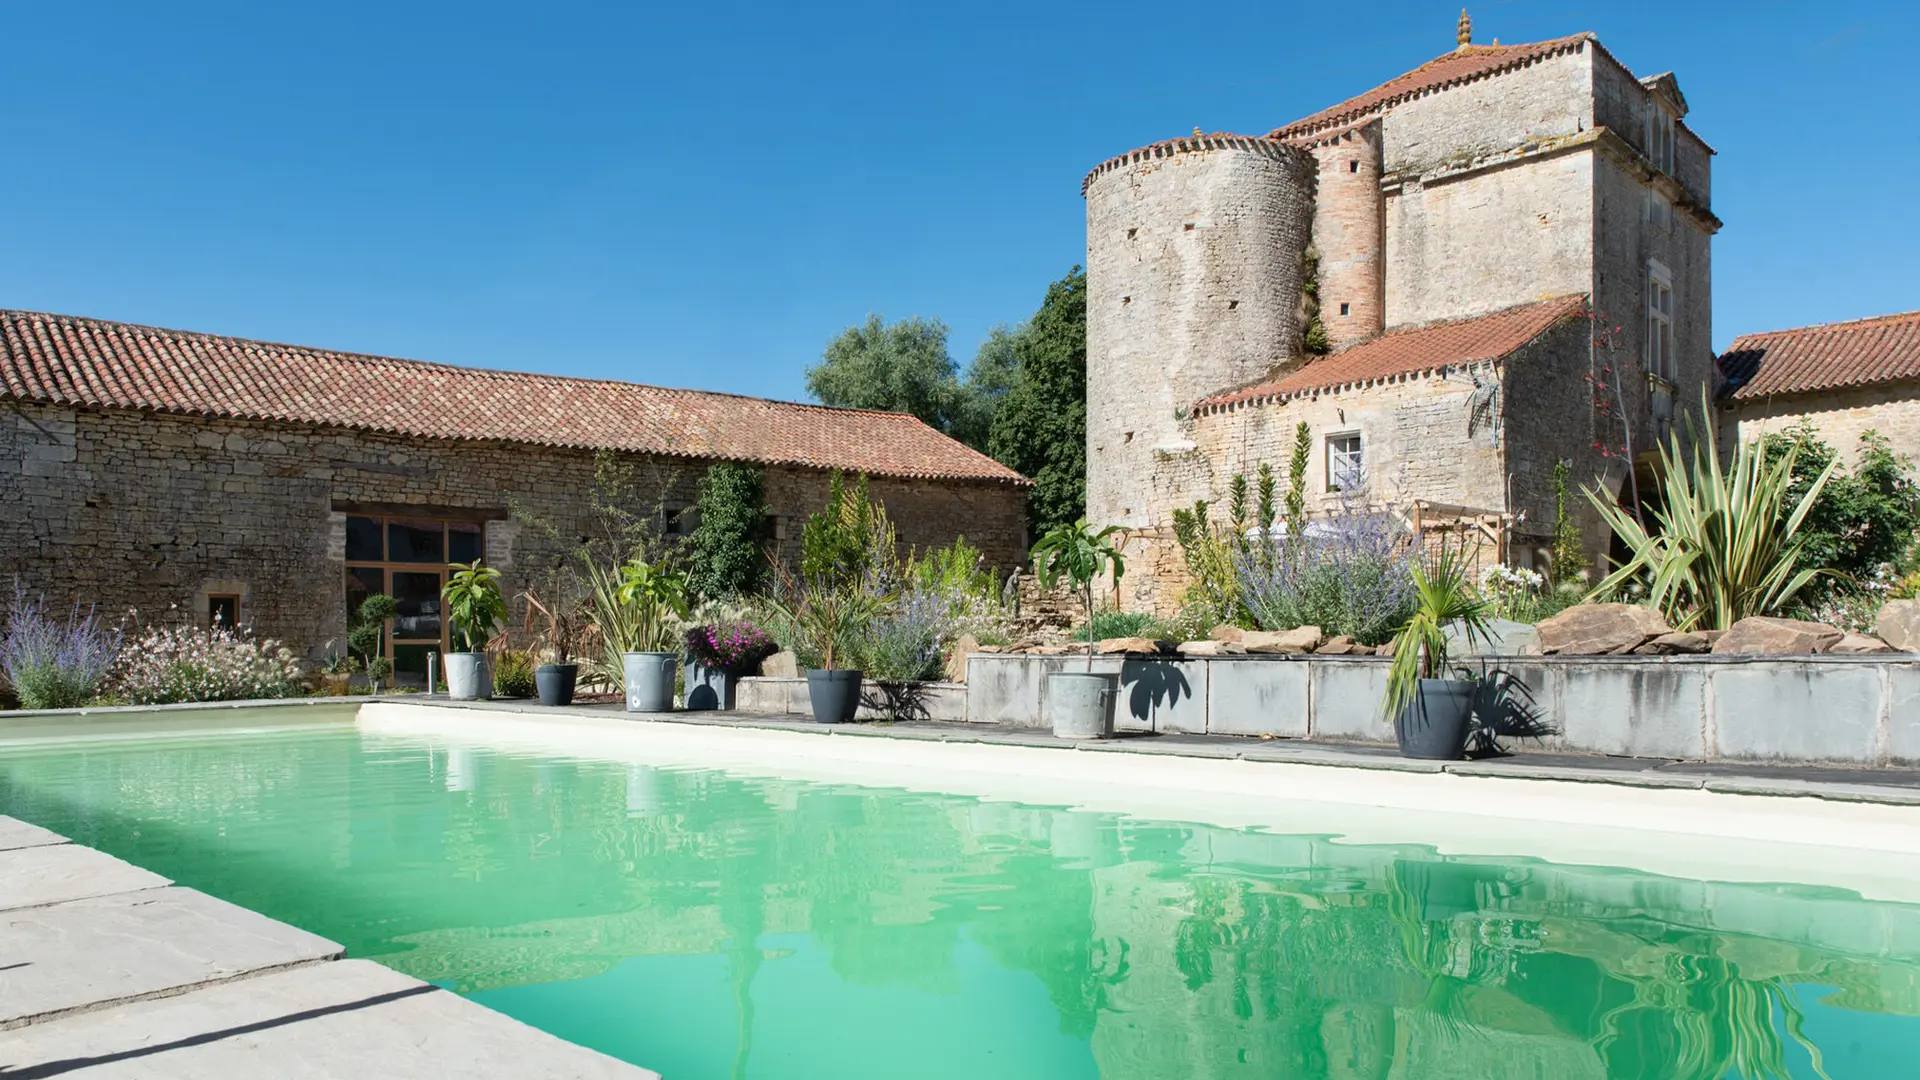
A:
[0,732,1912,1079]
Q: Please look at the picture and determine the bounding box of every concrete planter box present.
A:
[734,677,967,723]
[967,652,1920,766]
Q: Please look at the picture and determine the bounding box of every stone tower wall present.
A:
[1082,136,1314,536]
[1305,122,1385,351]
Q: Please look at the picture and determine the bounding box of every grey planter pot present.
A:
[1046,672,1117,740]
[1394,678,1476,760]
[683,662,736,711]
[623,651,678,713]
[805,669,862,724]
[444,652,490,701]
[535,663,578,708]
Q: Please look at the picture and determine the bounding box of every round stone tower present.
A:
[1082,134,1314,538]
[1304,121,1386,350]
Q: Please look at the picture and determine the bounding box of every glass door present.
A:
[343,513,486,688]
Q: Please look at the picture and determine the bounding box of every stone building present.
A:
[0,309,1028,681]
[1082,17,1718,611]
[1720,309,1920,461]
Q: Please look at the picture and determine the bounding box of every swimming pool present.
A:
[2,707,1916,1078]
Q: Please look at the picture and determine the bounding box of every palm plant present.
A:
[1383,541,1492,720]
[1030,519,1127,671]
[442,560,507,653]
[1586,395,1837,631]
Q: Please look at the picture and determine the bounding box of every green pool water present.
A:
[2,725,1917,1079]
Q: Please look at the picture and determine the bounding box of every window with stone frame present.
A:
[1646,261,1675,382]
[1325,432,1363,492]
[1645,103,1675,174]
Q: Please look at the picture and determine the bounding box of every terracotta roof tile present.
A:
[1271,35,1594,140]
[0,310,1028,485]
[1720,310,1920,402]
[1196,295,1587,412]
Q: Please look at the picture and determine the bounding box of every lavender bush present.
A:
[108,623,303,705]
[1236,488,1419,646]
[848,581,954,683]
[2,586,121,709]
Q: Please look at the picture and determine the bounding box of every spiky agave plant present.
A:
[1585,393,1837,631]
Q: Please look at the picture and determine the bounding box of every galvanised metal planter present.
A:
[1046,672,1117,740]
[683,662,737,711]
[623,651,678,713]
[444,653,490,701]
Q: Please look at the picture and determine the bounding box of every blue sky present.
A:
[1,1,1912,403]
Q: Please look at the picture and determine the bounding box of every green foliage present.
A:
[808,315,972,437]
[1384,543,1492,720]
[1548,461,1589,587]
[613,558,691,653]
[491,649,537,699]
[1285,423,1311,536]
[800,472,896,589]
[1588,397,1835,631]
[988,268,1088,536]
[763,570,892,672]
[1300,248,1330,356]
[346,593,396,681]
[1030,518,1125,666]
[1070,609,1163,643]
[1256,464,1277,537]
[442,561,507,653]
[1171,499,1243,629]
[952,324,1025,451]
[684,462,769,602]
[1758,423,1920,593]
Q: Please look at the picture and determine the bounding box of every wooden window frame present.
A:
[343,513,487,677]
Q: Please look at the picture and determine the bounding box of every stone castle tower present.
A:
[1083,15,1718,611]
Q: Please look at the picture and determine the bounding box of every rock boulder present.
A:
[1876,599,1920,652]
[1536,604,1671,655]
[1831,632,1896,655]
[1243,626,1324,654]
[1096,637,1173,655]
[1208,625,1246,644]
[760,651,799,678]
[1631,631,1711,655]
[944,634,979,683]
[1710,616,1843,656]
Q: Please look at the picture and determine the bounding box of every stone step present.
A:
[0,959,657,1078]
[0,886,342,1027]
[0,844,169,913]
[0,818,65,853]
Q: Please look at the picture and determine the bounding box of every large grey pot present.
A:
[1394,678,1476,760]
[623,651,679,713]
[1046,672,1117,740]
[683,662,736,711]
[805,669,862,724]
[444,653,490,701]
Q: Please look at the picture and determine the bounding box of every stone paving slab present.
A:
[0,886,342,1027]
[0,819,66,853]
[0,845,169,913]
[0,959,655,1079]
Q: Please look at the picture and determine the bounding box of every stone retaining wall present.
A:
[963,653,1920,766]
[734,677,968,724]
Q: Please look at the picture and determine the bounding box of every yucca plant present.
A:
[1382,541,1492,720]
[1586,394,1837,631]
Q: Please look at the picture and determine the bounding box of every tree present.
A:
[807,315,966,436]
[684,462,770,602]
[949,324,1024,450]
[1759,423,1920,592]
[988,267,1088,535]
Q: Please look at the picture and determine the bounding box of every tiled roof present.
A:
[1271,35,1594,140]
[1196,295,1587,412]
[1720,310,1920,402]
[0,310,1028,484]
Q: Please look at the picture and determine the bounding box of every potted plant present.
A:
[683,620,778,711]
[1031,519,1127,740]
[347,593,397,694]
[318,646,357,696]
[612,557,689,713]
[522,579,588,708]
[441,560,507,701]
[1383,543,1493,760]
[766,574,889,724]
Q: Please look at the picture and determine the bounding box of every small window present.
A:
[1326,433,1363,492]
[1339,302,1351,316]
[1645,104,1675,173]
[1348,159,1359,173]
[663,504,698,537]
[1645,189,1672,230]
[1647,261,1674,381]
[209,594,240,630]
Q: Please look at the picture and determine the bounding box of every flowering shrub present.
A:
[1236,490,1418,646]
[2,586,121,709]
[1474,564,1569,624]
[107,623,303,705]
[684,620,779,673]
[848,582,952,683]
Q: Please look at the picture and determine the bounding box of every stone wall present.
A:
[0,402,1027,660]
[966,652,1920,766]
[1727,382,1920,465]
[1305,122,1385,350]
[1084,140,1315,533]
